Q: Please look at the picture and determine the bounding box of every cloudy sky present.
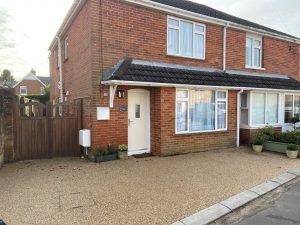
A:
[0,0,300,80]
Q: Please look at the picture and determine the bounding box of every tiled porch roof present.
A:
[102,58,300,91]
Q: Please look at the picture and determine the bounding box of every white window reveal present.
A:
[251,92,279,126]
[20,86,27,95]
[246,35,262,69]
[284,95,300,123]
[41,87,45,95]
[168,17,205,59]
[176,89,227,133]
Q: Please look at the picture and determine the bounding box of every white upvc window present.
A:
[251,92,279,126]
[41,87,45,95]
[246,34,263,69]
[167,17,206,60]
[176,89,227,133]
[20,86,27,95]
[64,37,69,60]
[284,94,300,123]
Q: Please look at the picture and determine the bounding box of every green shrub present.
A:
[251,126,275,145]
[287,144,298,151]
[94,145,117,156]
[118,144,128,152]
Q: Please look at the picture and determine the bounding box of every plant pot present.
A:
[263,141,289,153]
[286,150,299,159]
[118,151,128,160]
[252,145,263,153]
[95,153,117,163]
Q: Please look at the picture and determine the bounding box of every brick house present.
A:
[13,71,50,96]
[49,0,300,156]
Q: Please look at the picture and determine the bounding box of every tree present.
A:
[0,69,15,83]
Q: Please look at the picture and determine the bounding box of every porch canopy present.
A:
[101,58,300,92]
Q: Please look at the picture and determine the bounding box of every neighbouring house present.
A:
[49,0,300,156]
[13,71,50,96]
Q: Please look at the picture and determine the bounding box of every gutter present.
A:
[101,80,300,93]
[236,89,244,147]
[123,0,300,44]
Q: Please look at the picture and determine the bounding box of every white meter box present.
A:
[97,107,110,120]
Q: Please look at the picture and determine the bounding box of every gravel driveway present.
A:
[0,147,299,225]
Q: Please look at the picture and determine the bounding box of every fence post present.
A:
[46,102,53,158]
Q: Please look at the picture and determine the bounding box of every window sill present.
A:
[167,54,205,61]
[174,129,228,136]
[245,66,266,71]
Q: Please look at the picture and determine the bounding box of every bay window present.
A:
[168,17,205,59]
[251,92,278,125]
[246,35,262,68]
[285,95,300,123]
[176,89,227,133]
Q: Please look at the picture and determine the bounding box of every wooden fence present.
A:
[14,101,82,161]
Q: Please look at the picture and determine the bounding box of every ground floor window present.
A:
[252,92,279,125]
[285,94,300,123]
[176,89,227,133]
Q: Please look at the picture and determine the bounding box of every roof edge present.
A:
[123,0,300,43]
[48,0,87,51]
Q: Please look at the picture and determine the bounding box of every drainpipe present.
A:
[56,36,64,103]
[223,22,229,71]
[237,89,244,147]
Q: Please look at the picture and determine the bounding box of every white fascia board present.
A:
[123,0,300,44]
[48,0,87,51]
[101,80,300,93]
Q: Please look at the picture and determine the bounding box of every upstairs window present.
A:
[64,37,69,60]
[20,86,27,95]
[246,35,262,68]
[168,17,205,59]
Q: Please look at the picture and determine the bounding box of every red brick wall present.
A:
[14,80,44,95]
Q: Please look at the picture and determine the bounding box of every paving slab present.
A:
[170,221,185,225]
[220,190,259,211]
[249,181,280,196]
[180,203,231,225]
[271,173,297,185]
[288,167,300,176]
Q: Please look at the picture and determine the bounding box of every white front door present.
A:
[128,89,150,155]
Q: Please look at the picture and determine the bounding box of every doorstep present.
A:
[171,167,300,225]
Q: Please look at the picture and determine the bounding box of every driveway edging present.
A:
[171,166,300,225]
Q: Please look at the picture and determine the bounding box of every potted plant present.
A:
[286,144,299,159]
[94,145,117,163]
[118,144,128,160]
[252,134,265,152]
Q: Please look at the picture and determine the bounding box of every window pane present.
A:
[285,95,293,123]
[252,93,265,125]
[176,101,188,132]
[177,90,188,98]
[254,48,261,67]
[266,94,278,124]
[168,18,179,26]
[168,28,179,54]
[190,90,215,131]
[294,96,300,119]
[217,102,226,129]
[194,34,204,58]
[246,38,252,66]
[195,24,204,32]
[241,93,248,107]
[180,21,193,57]
[217,91,226,99]
[254,40,261,48]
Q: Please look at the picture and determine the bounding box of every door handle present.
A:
[128,119,134,126]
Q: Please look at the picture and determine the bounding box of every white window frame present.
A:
[245,34,264,70]
[167,16,206,60]
[20,86,27,95]
[64,37,69,60]
[283,93,300,124]
[175,89,228,134]
[41,87,45,95]
[249,91,280,127]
